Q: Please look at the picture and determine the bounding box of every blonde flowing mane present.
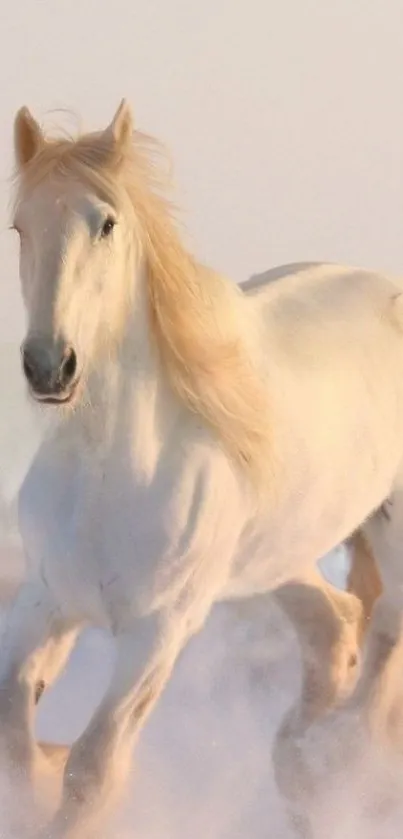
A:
[13,109,272,491]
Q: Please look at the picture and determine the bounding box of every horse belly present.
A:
[224,434,399,600]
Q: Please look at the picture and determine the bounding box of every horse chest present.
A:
[18,445,187,624]
[18,437,237,626]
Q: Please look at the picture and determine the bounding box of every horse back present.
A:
[239,262,323,296]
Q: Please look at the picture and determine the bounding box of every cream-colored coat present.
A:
[2,100,403,838]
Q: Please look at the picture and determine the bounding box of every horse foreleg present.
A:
[0,578,76,777]
[37,741,71,772]
[0,577,76,835]
[34,624,79,705]
[34,625,79,776]
[36,611,191,839]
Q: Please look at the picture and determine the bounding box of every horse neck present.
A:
[71,260,184,480]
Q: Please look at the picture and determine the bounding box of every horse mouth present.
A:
[30,381,80,406]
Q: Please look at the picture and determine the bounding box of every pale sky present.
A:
[1,0,403,343]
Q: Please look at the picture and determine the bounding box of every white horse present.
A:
[4,99,403,837]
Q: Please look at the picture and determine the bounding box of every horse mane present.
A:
[13,123,273,492]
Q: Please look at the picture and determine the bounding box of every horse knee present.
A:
[37,627,78,692]
[333,620,362,685]
[35,679,46,704]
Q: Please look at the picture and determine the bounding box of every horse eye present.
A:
[100,216,116,239]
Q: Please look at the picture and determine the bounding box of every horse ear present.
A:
[14,106,44,168]
[104,99,134,153]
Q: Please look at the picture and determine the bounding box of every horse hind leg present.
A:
[287,503,403,829]
[281,505,403,838]
[345,528,383,646]
[272,538,381,835]
[274,564,366,726]
[342,495,403,745]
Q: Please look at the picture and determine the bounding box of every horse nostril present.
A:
[59,347,77,388]
[22,348,36,384]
